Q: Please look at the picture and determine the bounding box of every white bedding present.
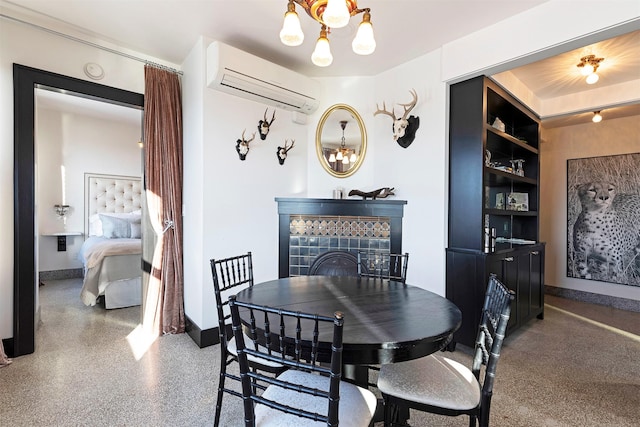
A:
[79,236,142,308]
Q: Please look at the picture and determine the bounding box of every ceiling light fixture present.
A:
[576,54,604,85]
[592,111,602,123]
[328,120,357,165]
[280,0,376,67]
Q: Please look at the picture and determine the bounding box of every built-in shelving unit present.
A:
[446,76,544,348]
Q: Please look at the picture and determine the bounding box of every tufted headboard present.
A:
[84,173,142,237]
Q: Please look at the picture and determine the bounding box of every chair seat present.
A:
[255,370,378,427]
[227,336,285,369]
[378,354,481,412]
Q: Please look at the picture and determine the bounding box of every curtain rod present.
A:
[1,13,184,75]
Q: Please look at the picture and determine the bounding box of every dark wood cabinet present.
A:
[446,76,544,348]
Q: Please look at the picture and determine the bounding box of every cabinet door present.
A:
[529,247,544,314]
[517,252,532,324]
[486,252,519,330]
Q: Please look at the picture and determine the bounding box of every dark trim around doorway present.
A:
[10,64,144,357]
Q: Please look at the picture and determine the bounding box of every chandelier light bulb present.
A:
[586,73,599,84]
[592,111,602,123]
[335,151,343,161]
[328,153,336,163]
[352,12,376,55]
[323,0,350,28]
[311,28,333,67]
[280,8,304,46]
[349,152,357,163]
[580,63,594,76]
[342,155,350,165]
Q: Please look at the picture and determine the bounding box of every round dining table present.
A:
[234,275,462,385]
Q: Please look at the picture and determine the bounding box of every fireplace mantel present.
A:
[276,198,407,278]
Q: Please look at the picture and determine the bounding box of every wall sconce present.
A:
[54,204,70,218]
[592,111,603,123]
[577,54,604,85]
[280,0,375,67]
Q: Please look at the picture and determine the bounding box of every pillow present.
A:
[130,219,142,239]
[90,212,142,237]
[100,214,132,238]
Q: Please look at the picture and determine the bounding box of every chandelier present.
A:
[280,0,376,67]
[576,54,604,85]
[328,120,357,165]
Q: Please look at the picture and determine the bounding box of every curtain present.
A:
[142,65,185,335]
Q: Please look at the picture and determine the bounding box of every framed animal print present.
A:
[567,153,640,286]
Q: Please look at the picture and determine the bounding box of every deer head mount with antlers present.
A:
[374,89,420,148]
[236,129,256,161]
[277,139,295,165]
[257,108,276,140]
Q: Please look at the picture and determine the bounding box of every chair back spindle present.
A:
[357,251,409,283]
[230,296,346,426]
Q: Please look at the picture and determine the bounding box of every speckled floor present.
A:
[1,279,639,426]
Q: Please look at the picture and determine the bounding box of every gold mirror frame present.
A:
[315,104,367,178]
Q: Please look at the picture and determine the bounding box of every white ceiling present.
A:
[4,0,640,127]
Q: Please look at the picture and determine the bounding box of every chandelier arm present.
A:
[350,7,370,17]
[292,0,310,13]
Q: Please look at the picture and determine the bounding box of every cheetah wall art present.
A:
[567,153,640,286]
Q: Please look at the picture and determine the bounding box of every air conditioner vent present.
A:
[207,42,320,114]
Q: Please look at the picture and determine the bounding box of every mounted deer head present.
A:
[257,108,276,140]
[277,139,295,165]
[374,88,420,148]
[235,129,256,161]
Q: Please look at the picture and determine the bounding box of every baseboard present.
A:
[39,269,83,282]
[545,285,640,313]
[185,315,219,348]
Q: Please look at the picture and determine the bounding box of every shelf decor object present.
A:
[446,75,544,348]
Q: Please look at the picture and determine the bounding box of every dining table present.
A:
[234,275,462,387]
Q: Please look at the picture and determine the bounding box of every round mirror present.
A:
[316,104,367,178]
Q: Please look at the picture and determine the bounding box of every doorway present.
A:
[11,64,145,357]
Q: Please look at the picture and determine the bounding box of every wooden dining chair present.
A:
[228,295,378,427]
[209,252,286,427]
[357,251,409,283]
[377,274,515,427]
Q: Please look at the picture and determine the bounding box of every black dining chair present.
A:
[377,273,515,427]
[209,252,287,427]
[228,295,378,427]
[357,251,409,283]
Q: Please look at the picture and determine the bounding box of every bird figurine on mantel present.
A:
[348,187,395,200]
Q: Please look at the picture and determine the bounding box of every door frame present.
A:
[10,64,144,356]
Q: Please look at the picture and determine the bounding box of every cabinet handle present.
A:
[531,251,539,255]
[503,256,514,262]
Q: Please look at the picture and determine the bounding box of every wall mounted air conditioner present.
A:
[206,41,320,114]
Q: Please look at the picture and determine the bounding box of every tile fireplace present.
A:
[276,198,407,277]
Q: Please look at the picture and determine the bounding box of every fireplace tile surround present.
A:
[276,198,407,277]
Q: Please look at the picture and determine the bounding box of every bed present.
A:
[79,173,143,309]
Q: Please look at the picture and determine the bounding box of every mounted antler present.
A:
[236,129,256,161]
[277,139,295,165]
[398,88,418,122]
[374,101,397,121]
[374,89,420,148]
[258,108,276,140]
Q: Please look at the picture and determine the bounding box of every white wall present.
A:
[540,115,640,300]
[36,106,141,272]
